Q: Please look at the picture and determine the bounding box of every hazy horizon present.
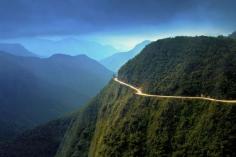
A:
[0,0,235,53]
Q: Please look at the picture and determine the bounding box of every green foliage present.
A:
[89,86,236,157]
[119,36,236,99]
[55,81,121,157]
[0,115,75,157]
[56,36,236,157]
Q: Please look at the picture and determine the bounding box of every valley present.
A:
[1,36,235,157]
[56,36,236,157]
[0,1,235,155]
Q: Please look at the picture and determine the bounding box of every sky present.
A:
[0,0,236,50]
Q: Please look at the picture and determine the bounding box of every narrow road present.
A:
[114,78,236,104]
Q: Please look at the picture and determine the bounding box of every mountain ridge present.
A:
[0,43,36,57]
[118,36,236,99]
[229,31,236,39]
[5,38,118,60]
[0,52,112,141]
[56,36,236,157]
[101,40,151,71]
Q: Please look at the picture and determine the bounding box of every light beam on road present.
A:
[114,78,236,104]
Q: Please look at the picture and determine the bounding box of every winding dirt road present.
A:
[114,78,236,104]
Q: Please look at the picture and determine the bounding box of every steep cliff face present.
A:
[56,81,122,157]
[56,36,236,157]
[90,90,235,157]
[0,115,74,157]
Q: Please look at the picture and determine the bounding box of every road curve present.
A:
[114,78,236,104]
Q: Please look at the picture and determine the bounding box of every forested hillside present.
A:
[56,36,236,157]
[119,36,236,99]
[0,115,75,157]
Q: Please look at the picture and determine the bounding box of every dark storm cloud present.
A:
[0,0,235,38]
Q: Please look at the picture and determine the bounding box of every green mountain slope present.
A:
[56,36,236,157]
[119,36,236,99]
[0,115,75,157]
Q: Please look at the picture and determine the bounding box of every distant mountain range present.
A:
[101,40,151,71]
[3,38,118,60]
[229,31,236,39]
[0,43,36,57]
[0,52,112,141]
[1,36,236,157]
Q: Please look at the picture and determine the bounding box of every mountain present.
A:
[0,114,75,157]
[229,31,236,39]
[7,38,118,60]
[0,52,112,141]
[0,43,36,57]
[119,36,236,99]
[56,36,236,157]
[100,40,151,71]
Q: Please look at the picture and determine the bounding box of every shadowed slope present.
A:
[0,52,112,141]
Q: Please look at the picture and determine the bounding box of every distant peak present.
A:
[50,53,72,58]
[140,40,152,44]
[134,40,151,47]
[49,53,91,60]
[0,42,36,57]
[130,40,151,52]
